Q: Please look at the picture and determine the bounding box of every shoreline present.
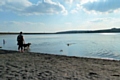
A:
[0,49,120,80]
[1,48,119,61]
[1,49,119,61]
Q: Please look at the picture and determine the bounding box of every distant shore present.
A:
[0,32,55,35]
[1,28,120,35]
[0,49,120,80]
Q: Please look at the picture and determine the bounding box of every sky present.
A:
[1,0,120,32]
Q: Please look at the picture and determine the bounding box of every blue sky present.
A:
[1,0,120,32]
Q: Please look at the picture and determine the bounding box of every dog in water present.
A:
[23,43,31,50]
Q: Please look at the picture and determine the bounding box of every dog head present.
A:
[28,43,31,46]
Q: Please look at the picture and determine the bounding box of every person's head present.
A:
[20,32,22,34]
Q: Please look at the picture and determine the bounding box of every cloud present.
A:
[0,0,67,15]
[70,4,81,14]
[0,21,46,32]
[24,0,67,15]
[1,21,45,27]
[80,0,98,4]
[82,17,120,30]
[1,0,32,12]
[89,18,112,23]
[65,0,73,4]
[70,9,78,14]
[81,0,120,13]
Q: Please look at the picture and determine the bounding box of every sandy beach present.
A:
[0,49,120,80]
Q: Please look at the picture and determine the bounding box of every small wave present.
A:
[100,33,117,35]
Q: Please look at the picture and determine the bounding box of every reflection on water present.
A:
[0,33,120,60]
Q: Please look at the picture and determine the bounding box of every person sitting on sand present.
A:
[17,32,25,52]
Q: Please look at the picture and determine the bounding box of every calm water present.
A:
[0,33,120,60]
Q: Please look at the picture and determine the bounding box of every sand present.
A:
[0,49,120,80]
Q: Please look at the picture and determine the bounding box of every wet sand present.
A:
[0,49,120,80]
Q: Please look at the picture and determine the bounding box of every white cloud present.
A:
[24,0,67,15]
[0,0,67,15]
[1,0,32,12]
[70,9,78,14]
[80,0,97,4]
[65,0,73,4]
[89,17,112,23]
[80,17,120,30]
[0,21,46,32]
[1,21,45,27]
[80,0,120,13]
[70,4,81,14]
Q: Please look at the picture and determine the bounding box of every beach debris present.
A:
[60,50,63,52]
[89,72,98,76]
[112,74,120,77]
[88,72,99,78]
[66,43,75,46]
[67,44,70,46]
[3,39,5,45]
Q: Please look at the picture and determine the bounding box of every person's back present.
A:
[17,34,23,43]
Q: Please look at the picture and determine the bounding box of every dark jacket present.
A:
[17,34,24,45]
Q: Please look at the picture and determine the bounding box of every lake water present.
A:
[0,33,120,60]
